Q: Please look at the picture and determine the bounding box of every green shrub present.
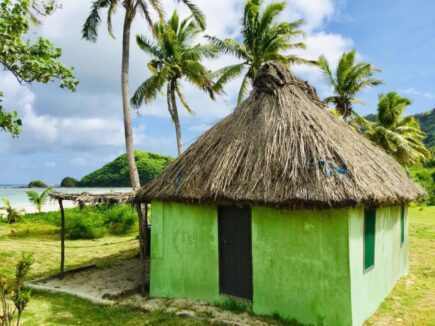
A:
[103,205,136,235]
[65,208,106,240]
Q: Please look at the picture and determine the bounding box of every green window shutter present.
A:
[401,205,406,245]
[364,208,376,271]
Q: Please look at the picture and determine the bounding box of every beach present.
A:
[0,186,132,214]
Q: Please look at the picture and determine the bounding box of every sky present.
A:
[0,0,434,185]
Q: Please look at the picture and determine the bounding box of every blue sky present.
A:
[0,0,434,185]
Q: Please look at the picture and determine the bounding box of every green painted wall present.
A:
[149,200,221,302]
[348,206,409,326]
[251,206,353,326]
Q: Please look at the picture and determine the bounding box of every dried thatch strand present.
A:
[49,191,135,207]
[136,62,425,209]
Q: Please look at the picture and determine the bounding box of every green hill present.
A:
[414,108,435,148]
[79,151,173,187]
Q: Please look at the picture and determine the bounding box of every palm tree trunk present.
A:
[167,80,184,155]
[121,5,141,190]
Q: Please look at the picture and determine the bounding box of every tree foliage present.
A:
[0,253,33,326]
[131,11,217,155]
[26,187,52,213]
[319,50,382,122]
[0,0,78,137]
[0,198,23,224]
[208,0,311,104]
[365,92,430,166]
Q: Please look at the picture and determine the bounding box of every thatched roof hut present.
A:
[136,62,424,209]
[136,62,420,325]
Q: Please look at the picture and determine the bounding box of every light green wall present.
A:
[149,200,221,302]
[149,201,407,326]
[251,206,352,326]
[348,206,409,326]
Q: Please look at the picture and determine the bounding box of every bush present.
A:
[65,208,106,240]
[103,205,137,235]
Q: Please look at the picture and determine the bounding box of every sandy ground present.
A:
[27,258,275,325]
[27,258,147,304]
[16,200,77,214]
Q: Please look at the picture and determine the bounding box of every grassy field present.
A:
[367,206,435,325]
[0,206,433,325]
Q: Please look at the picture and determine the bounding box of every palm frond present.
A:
[175,83,194,114]
[82,0,111,42]
[179,0,206,30]
[237,73,251,104]
[212,64,246,94]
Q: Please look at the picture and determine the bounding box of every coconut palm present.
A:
[318,49,382,123]
[26,187,52,213]
[82,0,205,189]
[131,11,217,155]
[207,0,311,104]
[365,92,430,166]
[0,198,23,224]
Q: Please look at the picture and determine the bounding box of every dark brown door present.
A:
[218,206,253,300]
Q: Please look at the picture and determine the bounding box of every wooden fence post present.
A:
[59,199,65,279]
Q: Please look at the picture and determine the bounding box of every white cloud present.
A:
[402,87,434,99]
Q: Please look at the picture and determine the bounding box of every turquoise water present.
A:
[0,186,132,212]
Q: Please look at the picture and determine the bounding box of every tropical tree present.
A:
[0,198,23,224]
[0,0,78,137]
[26,187,52,213]
[318,49,382,123]
[365,92,430,166]
[207,0,311,104]
[82,0,205,189]
[131,11,217,155]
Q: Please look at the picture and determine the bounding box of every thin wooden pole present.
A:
[136,203,146,296]
[59,199,65,279]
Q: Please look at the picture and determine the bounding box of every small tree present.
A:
[0,199,23,224]
[0,254,33,326]
[26,187,52,213]
[318,50,382,123]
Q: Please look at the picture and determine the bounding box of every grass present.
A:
[366,206,435,325]
[0,206,434,325]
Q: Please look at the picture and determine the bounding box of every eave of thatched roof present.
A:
[136,62,425,209]
[49,191,135,206]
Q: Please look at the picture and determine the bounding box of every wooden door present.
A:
[218,206,253,300]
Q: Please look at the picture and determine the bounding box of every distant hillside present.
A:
[364,109,435,148]
[79,151,173,187]
[414,109,435,148]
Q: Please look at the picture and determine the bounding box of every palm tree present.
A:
[26,187,52,213]
[0,198,23,224]
[365,92,430,166]
[318,49,382,123]
[82,0,205,189]
[131,11,217,155]
[207,0,311,104]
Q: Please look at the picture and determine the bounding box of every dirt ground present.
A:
[26,258,275,325]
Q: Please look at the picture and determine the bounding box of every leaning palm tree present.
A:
[208,0,311,104]
[318,49,382,123]
[365,92,430,166]
[131,11,217,155]
[82,0,205,189]
[26,187,52,213]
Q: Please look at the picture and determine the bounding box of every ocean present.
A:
[0,186,132,213]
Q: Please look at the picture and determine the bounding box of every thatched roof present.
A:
[136,62,425,209]
[49,191,135,206]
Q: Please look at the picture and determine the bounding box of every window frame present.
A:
[363,208,376,273]
[400,205,406,246]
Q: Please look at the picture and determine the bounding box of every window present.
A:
[364,208,376,272]
[401,205,406,245]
